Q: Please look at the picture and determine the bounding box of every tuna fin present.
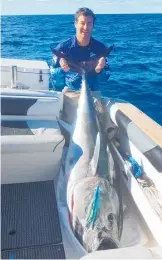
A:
[89,132,101,176]
[57,118,72,146]
[57,118,72,133]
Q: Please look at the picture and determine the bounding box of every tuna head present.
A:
[70,176,121,253]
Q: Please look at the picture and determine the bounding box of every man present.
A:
[50,7,111,92]
[50,7,111,124]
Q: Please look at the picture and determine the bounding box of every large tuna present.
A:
[58,70,123,253]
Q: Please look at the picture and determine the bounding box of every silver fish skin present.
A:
[59,71,123,253]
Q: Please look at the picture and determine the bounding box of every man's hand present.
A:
[95,57,106,73]
[59,58,70,72]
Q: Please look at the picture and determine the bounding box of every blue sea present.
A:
[1,14,162,125]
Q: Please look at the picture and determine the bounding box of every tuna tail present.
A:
[51,48,83,74]
[51,48,68,58]
[104,44,114,56]
[51,44,114,74]
[51,44,114,59]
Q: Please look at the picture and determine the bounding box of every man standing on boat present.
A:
[50,7,111,92]
[50,7,111,123]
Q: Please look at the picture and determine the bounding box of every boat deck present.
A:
[1,181,66,259]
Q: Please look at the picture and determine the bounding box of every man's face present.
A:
[75,15,94,39]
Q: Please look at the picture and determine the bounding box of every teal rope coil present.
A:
[126,155,142,178]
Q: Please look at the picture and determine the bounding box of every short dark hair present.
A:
[74,7,96,24]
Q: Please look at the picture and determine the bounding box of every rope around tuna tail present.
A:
[86,184,100,229]
[125,155,142,178]
[125,154,162,220]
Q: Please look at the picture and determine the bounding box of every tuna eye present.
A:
[108,213,114,223]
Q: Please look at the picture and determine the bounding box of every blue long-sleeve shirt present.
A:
[50,36,110,91]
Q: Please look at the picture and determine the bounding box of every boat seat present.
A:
[1,119,65,184]
[1,88,63,120]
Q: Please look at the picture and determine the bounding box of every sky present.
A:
[1,0,162,15]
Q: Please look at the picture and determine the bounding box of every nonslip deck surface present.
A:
[1,181,65,259]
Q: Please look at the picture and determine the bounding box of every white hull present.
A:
[1,58,162,259]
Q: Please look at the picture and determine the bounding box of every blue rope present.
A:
[126,155,142,178]
[86,184,100,229]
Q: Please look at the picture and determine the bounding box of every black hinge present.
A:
[39,70,43,82]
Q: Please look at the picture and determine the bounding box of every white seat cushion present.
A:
[1,119,65,184]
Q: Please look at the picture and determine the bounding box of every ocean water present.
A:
[1,14,162,125]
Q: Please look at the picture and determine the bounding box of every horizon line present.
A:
[1,12,162,16]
